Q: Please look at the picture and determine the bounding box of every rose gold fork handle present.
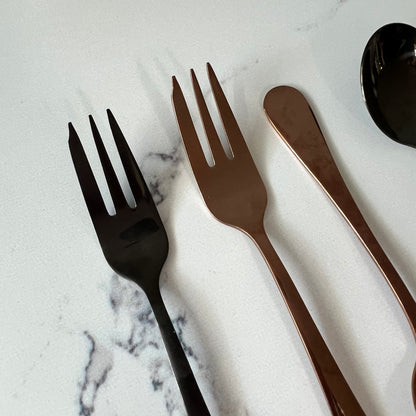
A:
[249,228,366,416]
[263,85,416,336]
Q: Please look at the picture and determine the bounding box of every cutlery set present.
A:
[69,63,415,415]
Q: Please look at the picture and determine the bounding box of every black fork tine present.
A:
[106,109,152,205]
[89,115,128,211]
[191,69,226,164]
[68,123,108,225]
[207,62,249,158]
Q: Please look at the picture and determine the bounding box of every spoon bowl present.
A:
[361,22,416,147]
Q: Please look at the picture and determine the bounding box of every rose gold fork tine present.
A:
[191,69,227,164]
[172,76,210,176]
[207,62,250,158]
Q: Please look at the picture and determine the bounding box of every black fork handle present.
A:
[148,289,211,416]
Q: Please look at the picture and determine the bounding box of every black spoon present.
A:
[361,22,416,147]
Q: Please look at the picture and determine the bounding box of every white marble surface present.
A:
[1,0,416,415]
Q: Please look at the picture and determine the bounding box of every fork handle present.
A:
[148,289,211,416]
[250,228,365,416]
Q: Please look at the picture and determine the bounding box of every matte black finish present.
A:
[361,23,416,147]
[69,110,210,416]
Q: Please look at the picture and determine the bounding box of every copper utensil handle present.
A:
[340,201,416,329]
[264,85,416,410]
[250,228,365,415]
[263,86,416,333]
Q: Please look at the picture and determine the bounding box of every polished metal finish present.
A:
[264,85,416,407]
[172,63,365,416]
[68,110,210,416]
[361,23,416,147]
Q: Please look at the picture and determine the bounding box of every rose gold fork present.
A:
[171,63,366,416]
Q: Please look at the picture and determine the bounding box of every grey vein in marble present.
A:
[296,0,348,32]
[78,332,113,416]
[141,142,182,206]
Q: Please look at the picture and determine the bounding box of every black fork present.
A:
[68,109,210,416]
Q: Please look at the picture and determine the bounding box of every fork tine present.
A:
[172,76,210,175]
[68,123,108,223]
[191,69,226,164]
[89,115,127,211]
[207,63,249,158]
[106,109,152,205]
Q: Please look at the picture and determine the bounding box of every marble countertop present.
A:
[1,0,416,415]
